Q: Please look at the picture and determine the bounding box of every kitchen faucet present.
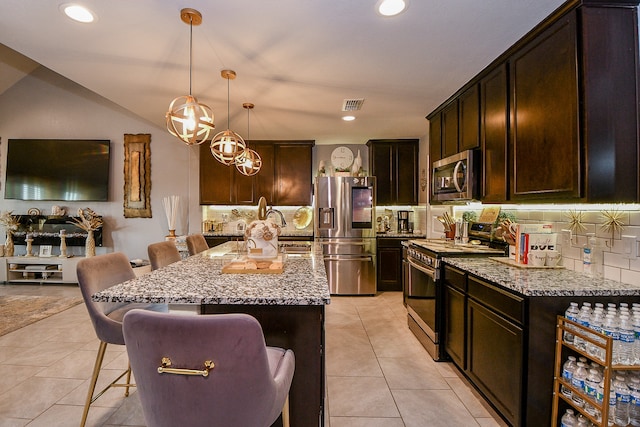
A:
[265,208,287,227]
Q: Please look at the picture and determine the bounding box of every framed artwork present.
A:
[39,245,52,257]
[123,133,152,218]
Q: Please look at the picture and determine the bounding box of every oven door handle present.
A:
[407,257,436,280]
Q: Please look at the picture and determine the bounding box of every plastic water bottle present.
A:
[565,302,580,344]
[614,375,631,426]
[603,313,620,364]
[609,379,618,427]
[575,303,593,350]
[562,356,577,398]
[561,408,577,427]
[588,308,605,360]
[585,368,603,420]
[575,413,590,427]
[633,314,640,365]
[619,314,635,365]
[572,362,588,407]
[594,377,605,422]
[629,377,640,426]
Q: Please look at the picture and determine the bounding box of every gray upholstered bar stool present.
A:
[185,233,209,256]
[76,252,168,427]
[147,240,181,270]
[123,310,295,427]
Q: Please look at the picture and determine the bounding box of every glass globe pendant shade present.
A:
[166,95,215,146]
[236,148,262,176]
[210,129,246,165]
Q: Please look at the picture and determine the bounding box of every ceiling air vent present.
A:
[342,98,365,112]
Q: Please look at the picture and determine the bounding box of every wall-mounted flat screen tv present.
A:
[4,139,110,201]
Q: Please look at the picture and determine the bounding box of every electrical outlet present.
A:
[560,229,572,246]
[622,235,638,258]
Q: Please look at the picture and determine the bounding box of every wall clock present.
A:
[331,146,354,170]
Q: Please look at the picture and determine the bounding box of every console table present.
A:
[1,256,81,284]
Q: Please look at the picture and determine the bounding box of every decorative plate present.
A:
[293,207,312,229]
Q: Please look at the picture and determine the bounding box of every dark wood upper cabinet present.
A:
[428,111,442,168]
[459,85,480,151]
[200,143,233,205]
[274,142,314,206]
[199,140,313,206]
[427,0,640,204]
[442,101,459,158]
[481,64,509,202]
[510,13,580,201]
[428,86,478,168]
[367,139,419,205]
[580,5,639,202]
[253,142,275,204]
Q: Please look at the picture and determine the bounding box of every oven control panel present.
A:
[406,247,438,268]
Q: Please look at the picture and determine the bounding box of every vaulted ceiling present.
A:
[0,0,565,145]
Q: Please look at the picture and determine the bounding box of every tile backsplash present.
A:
[201,206,313,235]
[439,204,640,285]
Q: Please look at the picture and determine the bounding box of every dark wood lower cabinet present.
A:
[202,304,325,427]
[467,299,523,427]
[204,236,231,247]
[443,285,466,369]
[442,261,640,426]
[376,238,404,292]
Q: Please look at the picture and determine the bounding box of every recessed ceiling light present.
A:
[377,0,407,17]
[342,115,356,122]
[61,4,96,23]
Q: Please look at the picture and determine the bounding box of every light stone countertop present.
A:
[376,232,426,238]
[443,257,640,297]
[92,241,330,306]
[204,231,313,238]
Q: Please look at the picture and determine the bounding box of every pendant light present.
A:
[165,8,215,146]
[236,103,262,176]
[210,69,246,165]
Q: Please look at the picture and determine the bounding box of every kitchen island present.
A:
[93,241,330,426]
[440,257,640,427]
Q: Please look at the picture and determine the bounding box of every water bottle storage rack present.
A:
[551,315,640,426]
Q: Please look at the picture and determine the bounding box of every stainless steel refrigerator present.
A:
[314,176,376,295]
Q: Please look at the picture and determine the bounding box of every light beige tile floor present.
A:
[0,285,507,426]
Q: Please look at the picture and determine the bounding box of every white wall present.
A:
[0,66,201,259]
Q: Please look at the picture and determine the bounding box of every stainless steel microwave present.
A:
[431,150,478,202]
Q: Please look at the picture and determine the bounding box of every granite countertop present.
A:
[204,231,313,238]
[443,257,640,297]
[93,241,330,306]
[377,232,426,238]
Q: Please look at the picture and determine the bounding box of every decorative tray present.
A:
[221,256,284,274]
[489,257,565,269]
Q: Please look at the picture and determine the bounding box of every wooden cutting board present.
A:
[221,256,284,274]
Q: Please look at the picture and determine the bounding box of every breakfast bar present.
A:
[92,242,331,426]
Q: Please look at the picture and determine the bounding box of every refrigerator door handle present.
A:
[317,241,368,246]
[323,256,373,262]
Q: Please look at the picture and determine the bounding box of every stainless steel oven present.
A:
[404,232,506,361]
[404,245,443,359]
